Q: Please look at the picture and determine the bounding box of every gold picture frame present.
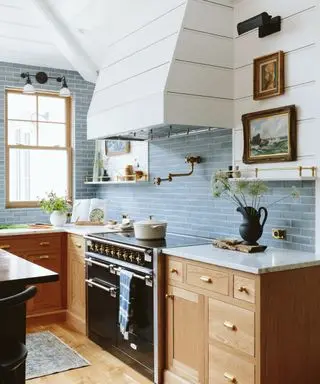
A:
[242,105,297,164]
[253,51,284,100]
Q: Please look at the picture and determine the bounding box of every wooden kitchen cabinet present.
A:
[166,285,205,383]
[164,255,320,384]
[66,234,86,334]
[0,233,66,324]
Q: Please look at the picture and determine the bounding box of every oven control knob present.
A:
[136,255,142,265]
[123,252,128,261]
[94,243,99,252]
[99,245,105,254]
[117,250,122,259]
[104,246,110,255]
[129,253,134,262]
[110,248,116,256]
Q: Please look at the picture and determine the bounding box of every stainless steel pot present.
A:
[133,216,167,240]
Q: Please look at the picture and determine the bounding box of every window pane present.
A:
[7,121,37,145]
[38,96,66,123]
[7,93,37,121]
[9,148,68,202]
[38,123,66,147]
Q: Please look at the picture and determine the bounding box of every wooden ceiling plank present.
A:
[30,0,98,82]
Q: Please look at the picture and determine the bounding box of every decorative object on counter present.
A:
[253,51,284,100]
[20,71,71,97]
[133,216,167,240]
[213,239,267,253]
[105,140,130,156]
[101,169,110,181]
[242,105,297,164]
[237,12,281,38]
[154,155,201,185]
[212,172,300,245]
[39,192,70,226]
[88,198,107,224]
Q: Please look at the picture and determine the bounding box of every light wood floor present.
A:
[26,323,152,384]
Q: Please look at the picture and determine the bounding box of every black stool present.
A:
[0,286,37,384]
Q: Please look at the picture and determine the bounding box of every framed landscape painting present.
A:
[242,105,297,164]
[253,51,284,100]
[105,140,130,156]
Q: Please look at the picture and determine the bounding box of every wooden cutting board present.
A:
[213,239,267,253]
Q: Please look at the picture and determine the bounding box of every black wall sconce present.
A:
[20,71,71,97]
[237,12,281,38]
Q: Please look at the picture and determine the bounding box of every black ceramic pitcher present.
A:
[236,206,268,245]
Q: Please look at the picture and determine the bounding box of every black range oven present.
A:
[84,232,211,383]
[85,236,155,381]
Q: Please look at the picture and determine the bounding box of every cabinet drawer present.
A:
[167,259,184,283]
[209,344,255,384]
[68,234,85,253]
[209,299,255,356]
[186,264,229,295]
[233,276,256,304]
[0,234,61,255]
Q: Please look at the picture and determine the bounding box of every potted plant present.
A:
[39,192,71,227]
[212,171,300,245]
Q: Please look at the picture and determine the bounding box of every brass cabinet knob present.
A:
[76,243,82,249]
[200,275,212,283]
[223,321,237,331]
[165,294,174,300]
[170,268,178,274]
[224,372,237,383]
[238,286,249,294]
[40,241,50,246]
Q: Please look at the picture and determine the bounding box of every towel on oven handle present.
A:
[119,269,134,338]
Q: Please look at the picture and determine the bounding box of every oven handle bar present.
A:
[112,266,152,282]
[84,235,148,253]
[85,278,116,293]
[85,257,152,282]
[84,258,114,270]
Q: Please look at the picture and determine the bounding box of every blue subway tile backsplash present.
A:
[0,61,96,223]
[96,129,315,252]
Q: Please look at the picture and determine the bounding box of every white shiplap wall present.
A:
[233,0,319,177]
[233,0,320,252]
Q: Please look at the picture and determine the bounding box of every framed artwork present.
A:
[105,140,130,156]
[253,51,284,100]
[242,105,297,164]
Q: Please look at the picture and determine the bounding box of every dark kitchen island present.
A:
[0,249,58,383]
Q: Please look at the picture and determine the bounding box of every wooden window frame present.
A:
[5,88,73,208]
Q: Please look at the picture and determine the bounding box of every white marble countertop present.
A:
[164,244,320,274]
[0,224,119,237]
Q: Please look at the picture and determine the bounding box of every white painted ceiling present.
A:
[0,0,73,69]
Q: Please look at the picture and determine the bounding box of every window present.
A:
[5,89,72,208]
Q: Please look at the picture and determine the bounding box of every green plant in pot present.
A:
[212,171,300,245]
[39,192,71,227]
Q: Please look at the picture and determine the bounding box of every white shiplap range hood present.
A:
[87,0,234,140]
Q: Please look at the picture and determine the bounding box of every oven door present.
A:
[86,257,118,348]
[116,270,154,372]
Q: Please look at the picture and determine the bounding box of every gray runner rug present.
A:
[26,331,90,380]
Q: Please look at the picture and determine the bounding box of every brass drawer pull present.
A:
[200,275,212,283]
[224,372,237,383]
[165,294,174,300]
[238,286,249,294]
[223,321,237,331]
[32,255,50,260]
[76,243,82,249]
[40,242,50,246]
[170,268,178,274]
[0,244,11,250]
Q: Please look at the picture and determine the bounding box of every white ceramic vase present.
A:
[50,211,67,227]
